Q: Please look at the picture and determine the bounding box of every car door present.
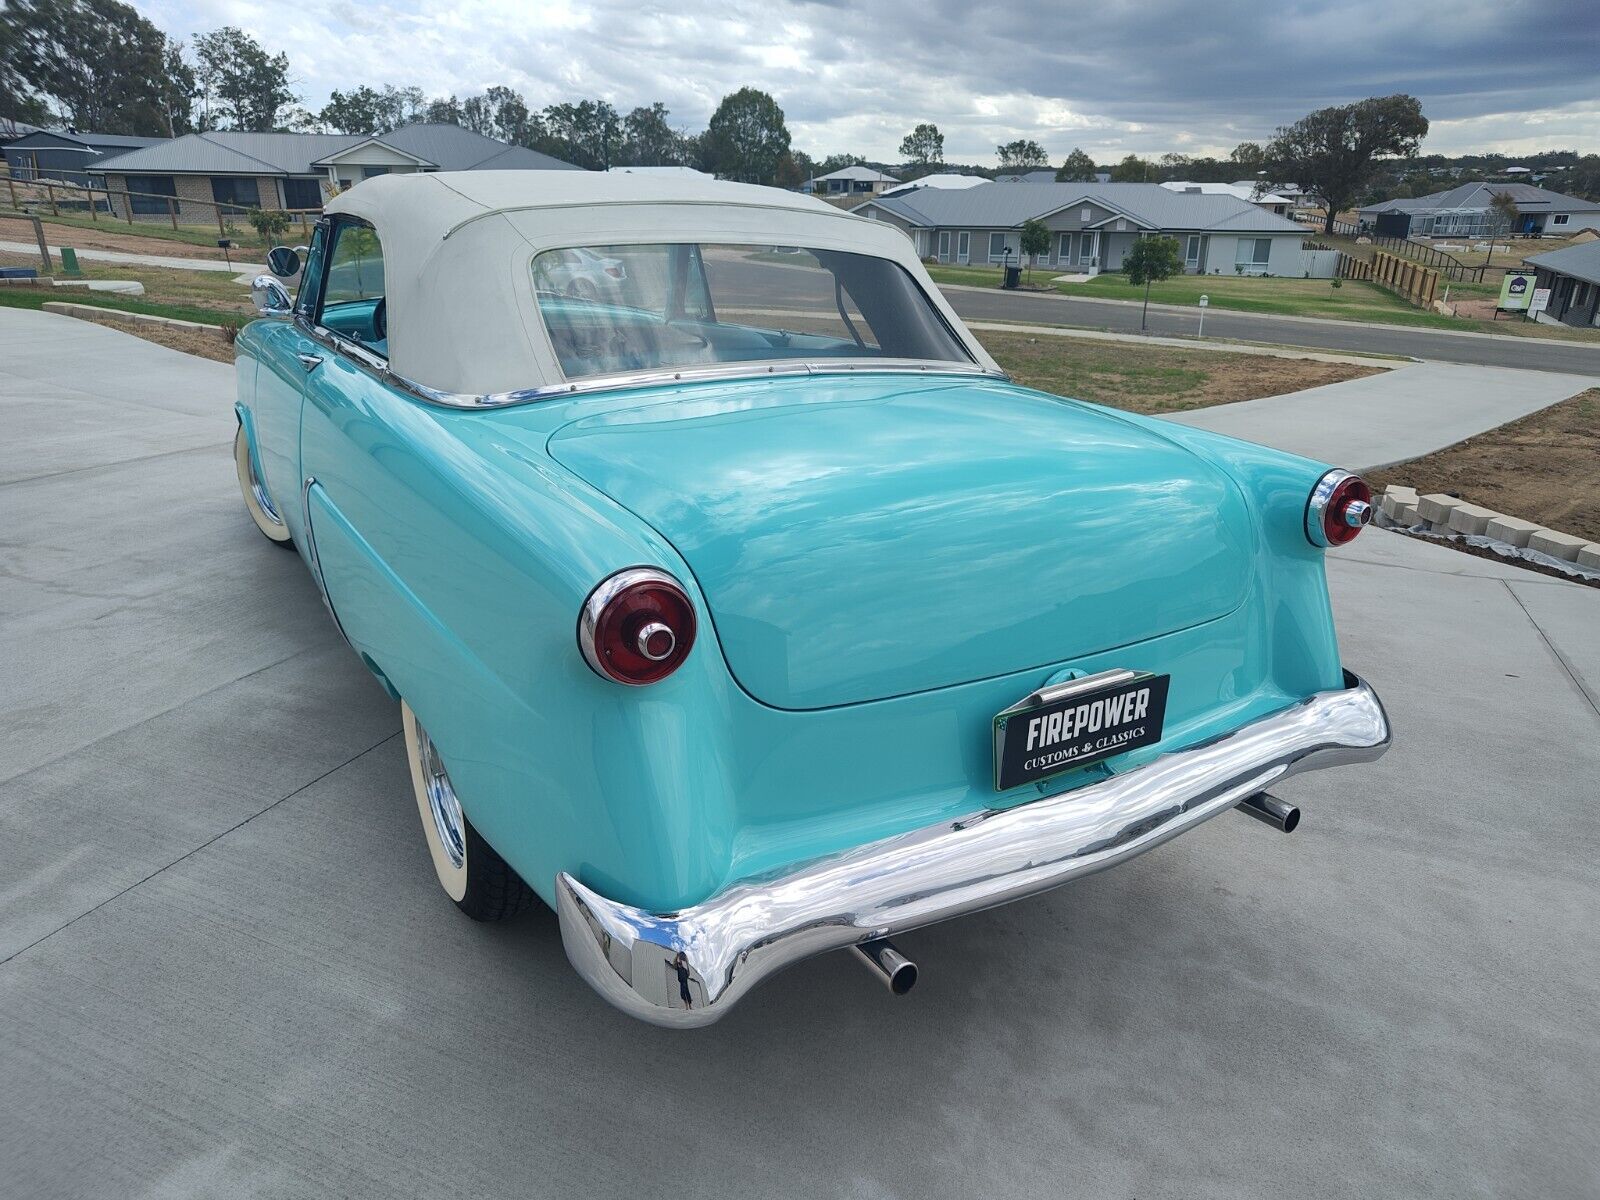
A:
[248,220,329,549]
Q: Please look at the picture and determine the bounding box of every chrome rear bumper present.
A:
[556,672,1390,1027]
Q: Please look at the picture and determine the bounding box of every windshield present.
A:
[530,243,973,381]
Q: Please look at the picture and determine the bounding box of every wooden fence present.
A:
[1337,249,1441,308]
[2,174,320,239]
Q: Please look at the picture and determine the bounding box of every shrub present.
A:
[245,207,292,243]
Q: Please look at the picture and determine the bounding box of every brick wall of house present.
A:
[103,172,287,224]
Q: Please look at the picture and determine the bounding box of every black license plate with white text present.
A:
[993,671,1170,791]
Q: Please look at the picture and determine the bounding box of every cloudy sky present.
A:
[138,0,1599,163]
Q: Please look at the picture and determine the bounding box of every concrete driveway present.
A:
[3,309,1598,1198]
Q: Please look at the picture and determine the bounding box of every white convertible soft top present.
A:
[323,171,996,397]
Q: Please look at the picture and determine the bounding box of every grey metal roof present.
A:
[1361,181,1600,216]
[856,182,1307,233]
[994,169,1057,184]
[90,124,579,177]
[808,164,898,183]
[5,129,162,152]
[1525,239,1600,286]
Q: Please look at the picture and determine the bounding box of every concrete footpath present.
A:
[3,307,1598,1198]
[1170,360,1599,470]
[0,236,260,275]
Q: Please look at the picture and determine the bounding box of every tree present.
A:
[1229,142,1266,171]
[773,152,804,190]
[3,0,194,136]
[542,100,621,170]
[1490,190,1520,233]
[815,153,864,174]
[1263,94,1429,232]
[192,26,295,131]
[1123,235,1183,330]
[899,122,944,165]
[620,102,682,165]
[1110,154,1157,182]
[320,85,387,134]
[997,139,1048,170]
[1055,148,1098,182]
[703,87,791,184]
[1019,218,1050,284]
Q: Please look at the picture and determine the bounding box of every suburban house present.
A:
[89,123,579,220]
[852,182,1312,275]
[997,169,1113,184]
[2,129,165,187]
[1359,182,1600,239]
[803,165,899,196]
[1524,240,1600,328]
[1161,180,1297,217]
[879,173,987,198]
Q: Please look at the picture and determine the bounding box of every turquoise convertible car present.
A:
[236,172,1390,1026]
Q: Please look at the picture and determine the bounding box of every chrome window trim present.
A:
[301,316,1007,410]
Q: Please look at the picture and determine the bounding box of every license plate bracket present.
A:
[993,670,1171,791]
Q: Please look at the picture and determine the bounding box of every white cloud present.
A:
[134,0,1600,163]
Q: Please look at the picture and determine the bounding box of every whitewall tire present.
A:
[402,701,536,921]
[234,424,293,545]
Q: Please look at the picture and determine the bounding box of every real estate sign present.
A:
[1498,270,1536,311]
[1529,288,1552,317]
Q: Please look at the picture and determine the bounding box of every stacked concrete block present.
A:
[1484,516,1543,547]
[1577,544,1600,569]
[1446,504,1499,535]
[1528,529,1590,562]
[1379,486,1419,524]
[1416,494,1466,525]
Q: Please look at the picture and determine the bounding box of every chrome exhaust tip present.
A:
[1237,791,1300,833]
[851,938,918,996]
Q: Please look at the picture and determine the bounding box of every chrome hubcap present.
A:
[415,723,466,870]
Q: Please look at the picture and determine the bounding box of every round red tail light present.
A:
[579,568,697,685]
[1306,469,1373,547]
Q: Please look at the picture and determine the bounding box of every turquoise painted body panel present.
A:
[237,330,1347,914]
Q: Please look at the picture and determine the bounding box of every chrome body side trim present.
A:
[300,475,352,648]
[556,672,1390,1027]
[295,312,1006,410]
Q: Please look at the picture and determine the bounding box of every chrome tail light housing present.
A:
[1306,469,1373,548]
[579,567,698,685]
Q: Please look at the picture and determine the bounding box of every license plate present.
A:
[993,669,1170,791]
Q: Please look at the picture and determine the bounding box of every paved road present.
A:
[4,308,1598,1198]
[704,254,1600,374]
[942,285,1600,374]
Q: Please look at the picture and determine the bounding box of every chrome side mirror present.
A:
[266,245,302,278]
[251,275,292,316]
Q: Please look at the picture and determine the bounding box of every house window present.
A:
[1081,208,1091,221]
[282,177,323,210]
[1235,238,1272,269]
[1078,232,1097,265]
[989,232,1008,261]
[361,166,390,179]
[210,176,261,211]
[124,174,176,215]
[1059,232,1072,261]
[1552,215,1569,226]
[1185,234,1201,265]
[938,230,951,262]
[1575,282,1589,310]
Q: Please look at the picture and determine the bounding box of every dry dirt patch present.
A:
[0,215,232,262]
[1368,388,1600,543]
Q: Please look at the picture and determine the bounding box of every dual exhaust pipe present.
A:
[848,792,1297,998]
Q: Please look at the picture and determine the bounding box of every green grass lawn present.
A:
[0,283,240,328]
[926,263,1600,340]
